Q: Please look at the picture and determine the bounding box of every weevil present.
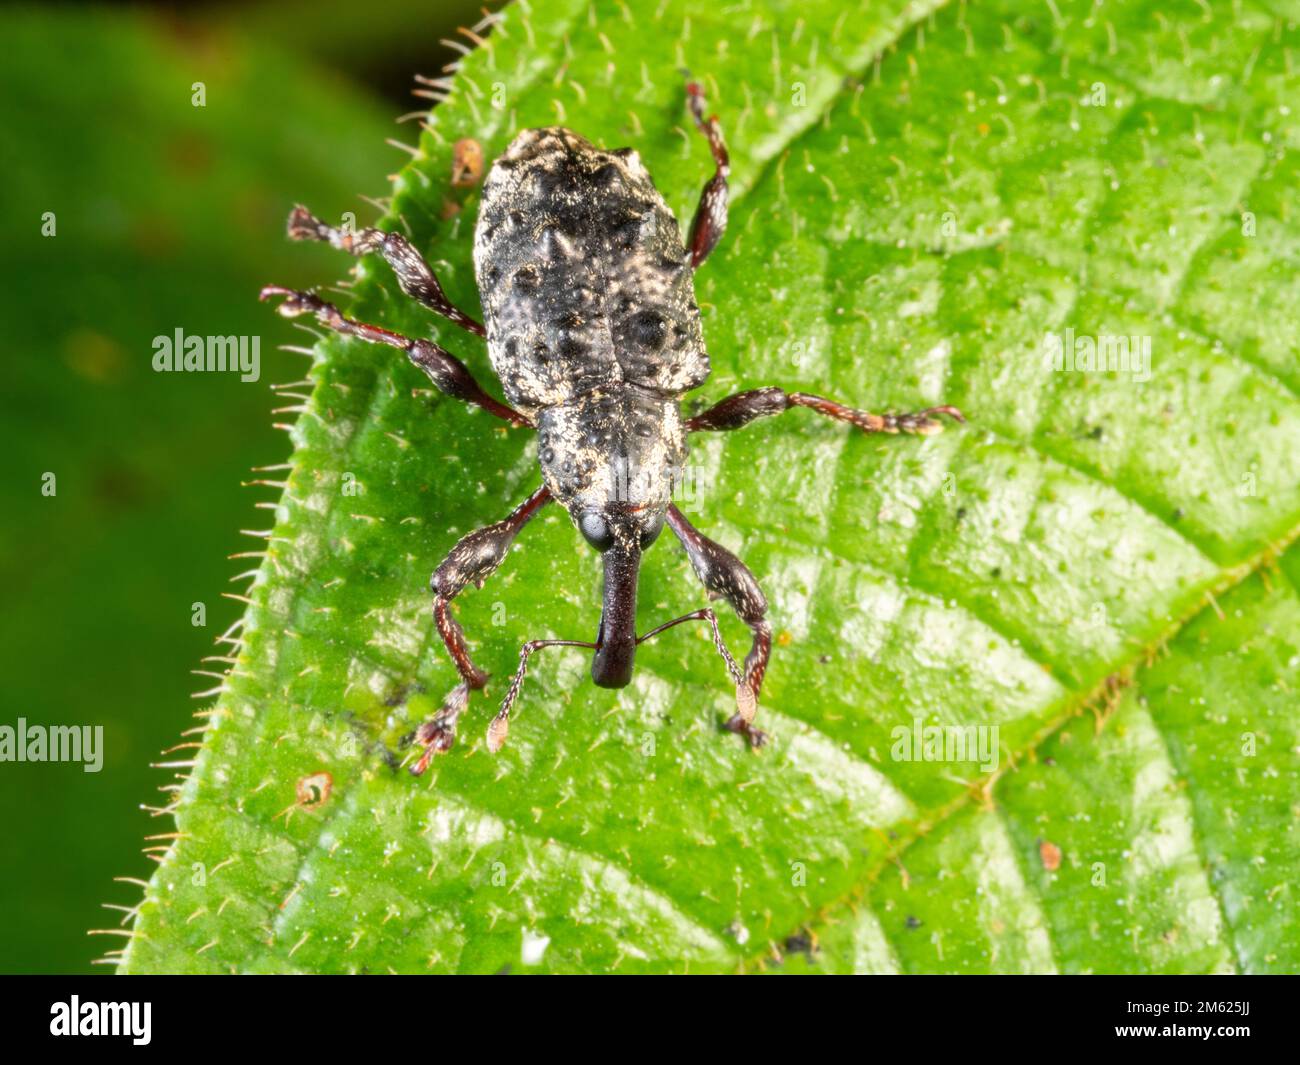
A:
[261,80,964,773]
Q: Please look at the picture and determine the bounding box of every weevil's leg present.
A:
[665,506,772,747]
[285,205,485,337]
[684,79,730,270]
[260,286,530,427]
[408,484,553,774]
[486,638,597,754]
[685,386,964,436]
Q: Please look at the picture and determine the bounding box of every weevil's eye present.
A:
[639,510,665,548]
[578,510,614,552]
[629,310,667,351]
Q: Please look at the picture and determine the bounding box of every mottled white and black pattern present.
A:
[474,128,707,527]
[475,128,710,404]
[262,81,963,768]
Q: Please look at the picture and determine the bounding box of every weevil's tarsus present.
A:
[258,286,530,427]
[684,79,730,270]
[409,681,470,776]
[286,205,485,336]
[408,485,552,774]
[789,394,965,435]
[684,385,965,437]
[666,505,772,748]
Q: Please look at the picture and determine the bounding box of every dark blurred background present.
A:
[0,0,502,974]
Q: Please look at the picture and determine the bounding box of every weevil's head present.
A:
[536,396,683,689]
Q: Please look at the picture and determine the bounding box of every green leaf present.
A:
[121,0,1300,974]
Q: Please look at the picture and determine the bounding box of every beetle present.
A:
[261,80,964,774]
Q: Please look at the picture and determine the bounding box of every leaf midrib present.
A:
[742,523,1300,970]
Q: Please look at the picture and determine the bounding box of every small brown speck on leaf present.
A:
[452,138,485,188]
[783,931,818,958]
[296,772,333,809]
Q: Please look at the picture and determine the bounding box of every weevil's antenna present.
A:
[487,608,748,754]
[488,638,598,752]
[636,608,743,685]
[637,608,755,727]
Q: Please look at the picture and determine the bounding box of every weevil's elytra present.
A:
[261,79,965,773]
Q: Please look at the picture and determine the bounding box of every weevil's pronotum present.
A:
[262,80,964,773]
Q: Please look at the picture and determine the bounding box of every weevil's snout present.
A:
[591,630,635,689]
[591,534,641,689]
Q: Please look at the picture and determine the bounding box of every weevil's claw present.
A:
[684,78,714,128]
[922,404,966,428]
[892,404,966,436]
[410,718,455,776]
[259,286,345,330]
[258,284,292,303]
[286,204,327,242]
[284,204,380,254]
[409,682,471,775]
[259,285,316,318]
[927,404,966,423]
[724,712,768,749]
